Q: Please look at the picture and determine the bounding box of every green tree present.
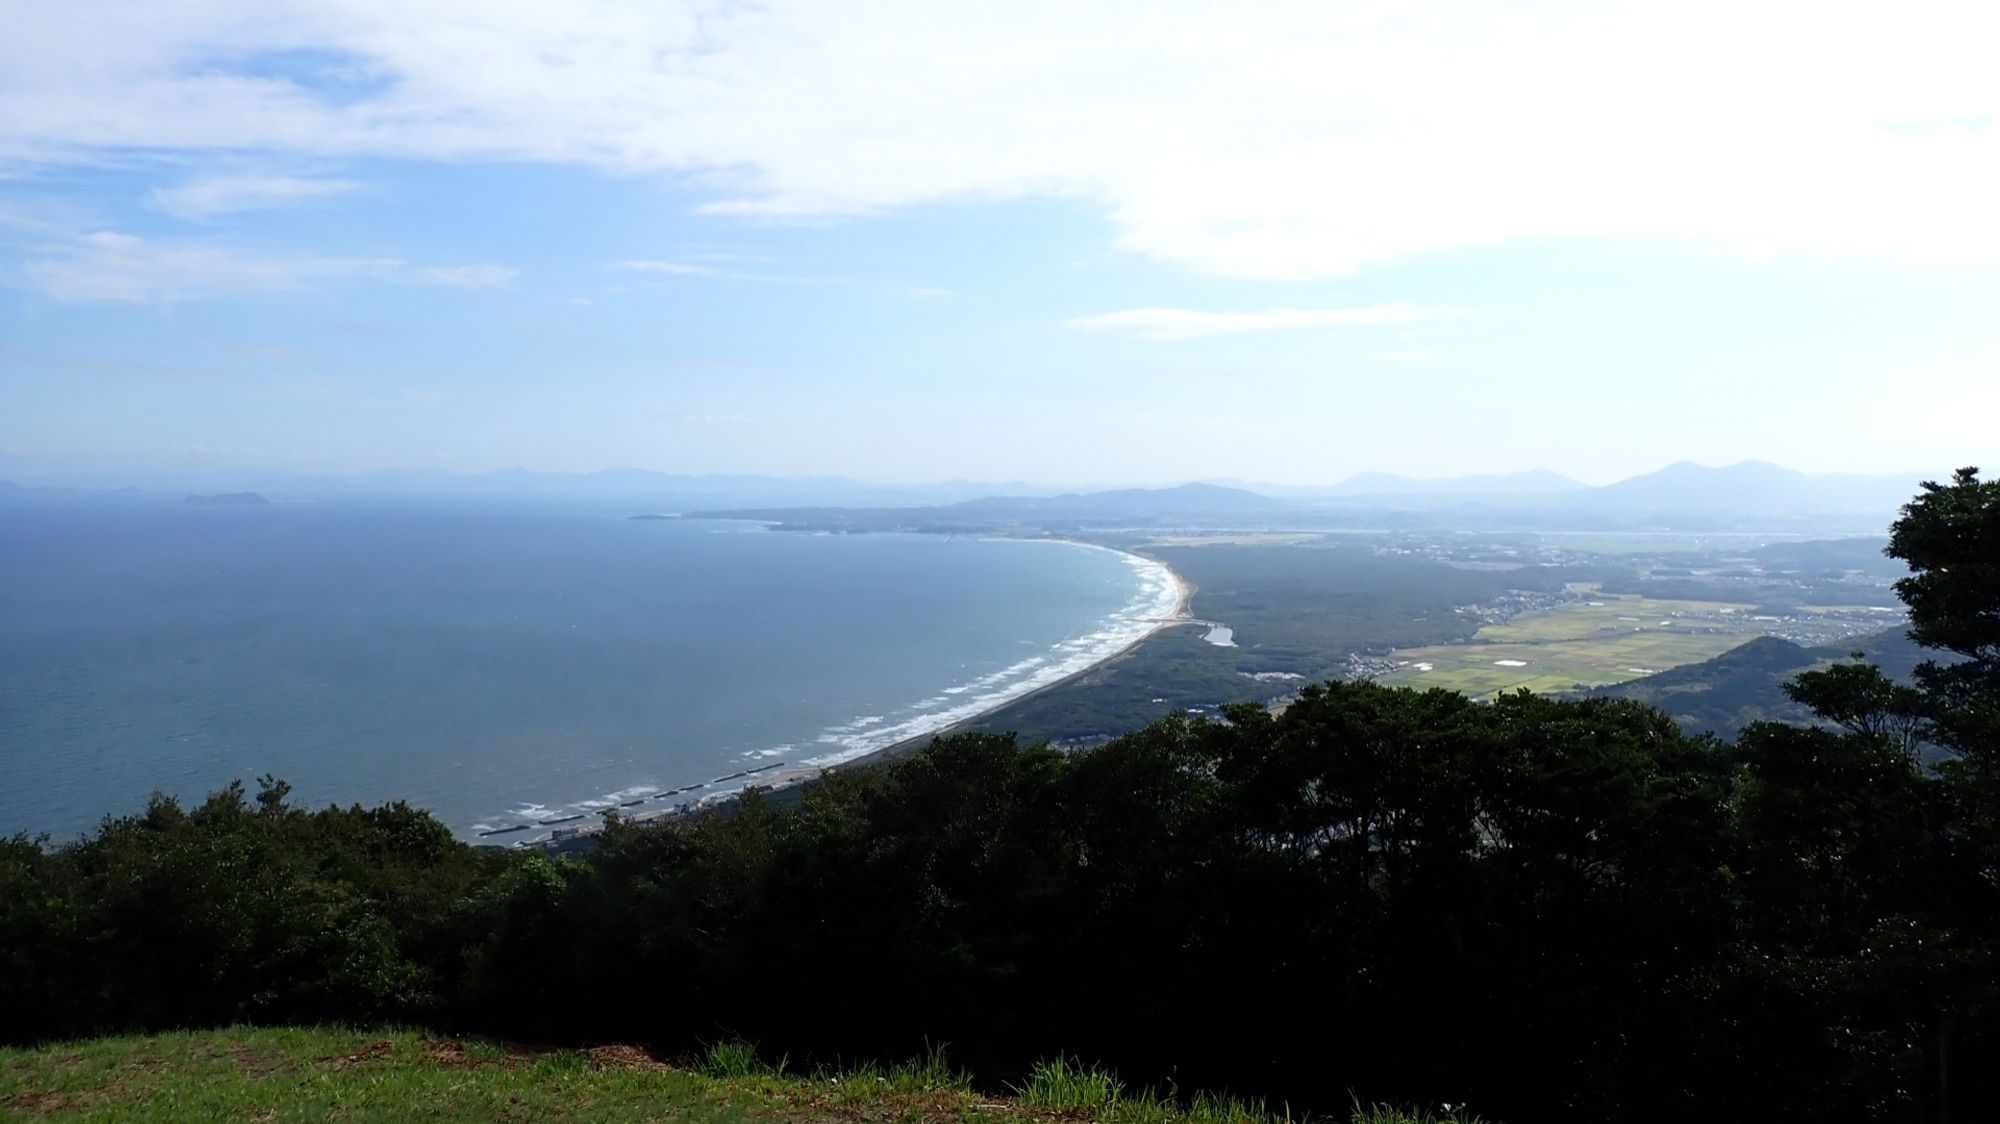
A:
[1890,467,2000,757]
[1768,467,2000,1120]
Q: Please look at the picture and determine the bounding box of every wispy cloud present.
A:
[0,204,53,231]
[151,174,359,219]
[605,259,831,285]
[412,263,517,288]
[0,348,206,376]
[1067,304,1462,342]
[610,260,719,277]
[6,3,1998,276]
[24,231,387,303]
[19,230,515,303]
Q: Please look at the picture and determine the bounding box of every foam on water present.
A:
[795,544,1179,768]
[508,543,1181,827]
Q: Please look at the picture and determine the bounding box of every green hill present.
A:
[1593,627,1927,739]
[0,1027,1469,1124]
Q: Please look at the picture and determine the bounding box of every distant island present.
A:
[185,492,271,506]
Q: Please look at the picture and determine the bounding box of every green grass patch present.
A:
[0,1027,1494,1124]
[1017,1055,1123,1110]
[702,1039,785,1080]
[1348,1104,1489,1124]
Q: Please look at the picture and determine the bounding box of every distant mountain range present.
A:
[1294,460,1924,518]
[0,467,1060,511]
[930,462,1931,531]
[938,482,1285,521]
[1299,469,1585,498]
[0,459,1943,531]
[1570,460,1926,518]
[1211,461,1927,524]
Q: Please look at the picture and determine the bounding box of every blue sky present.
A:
[3,1,1997,487]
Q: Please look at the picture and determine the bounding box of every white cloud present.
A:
[23,230,386,302]
[412,263,516,288]
[18,229,513,302]
[151,174,359,219]
[610,260,718,276]
[1068,304,1460,341]
[605,258,831,285]
[5,2,2000,277]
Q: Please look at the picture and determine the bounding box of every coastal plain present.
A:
[960,533,1905,745]
[1374,587,1895,699]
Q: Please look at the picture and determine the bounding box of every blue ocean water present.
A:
[0,498,1174,841]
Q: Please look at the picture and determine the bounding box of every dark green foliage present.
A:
[1151,542,1573,656]
[1889,468,2000,757]
[0,778,502,1043]
[4,682,1983,1121]
[1781,657,1927,753]
[967,626,1260,741]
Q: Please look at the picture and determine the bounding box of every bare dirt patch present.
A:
[323,1038,397,1070]
[419,1037,540,1069]
[228,1040,291,1078]
[2,1088,78,1116]
[584,1044,670,1072]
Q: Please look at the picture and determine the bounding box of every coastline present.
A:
[827,542,1193,768]
[522,542,1190,849]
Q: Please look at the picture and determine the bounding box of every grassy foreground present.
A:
[0,1027,1481,1124]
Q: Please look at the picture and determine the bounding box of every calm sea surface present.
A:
[0,498,1172,840]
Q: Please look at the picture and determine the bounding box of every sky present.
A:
[3,0,1998,488]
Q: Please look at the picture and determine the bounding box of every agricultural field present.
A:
[968,533,1905,740]
[1377,586,1891,699]
[1522,531,1825,555]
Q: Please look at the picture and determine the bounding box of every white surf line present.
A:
[792,540,1187,770]
[505,541,1192,846]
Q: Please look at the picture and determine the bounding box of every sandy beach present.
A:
[523,544,1190,849]
[823,544,1192,767]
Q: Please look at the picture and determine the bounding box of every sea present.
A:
[0,496,1177,842]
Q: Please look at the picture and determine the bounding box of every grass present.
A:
[1378,591,1819,699]
[0,1027,1491,1124]
[1016,1056,1122,1110]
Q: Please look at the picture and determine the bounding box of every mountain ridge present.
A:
[1320,468,1586,497]
[4,460,1942,528]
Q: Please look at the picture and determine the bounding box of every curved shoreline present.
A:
[828,540,1192,765]
[518,541,1190,848]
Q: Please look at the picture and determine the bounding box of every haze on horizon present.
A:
[3,1,1998,489]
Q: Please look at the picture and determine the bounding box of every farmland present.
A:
[1376,585,1892,698]
[967,531,1905,739]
